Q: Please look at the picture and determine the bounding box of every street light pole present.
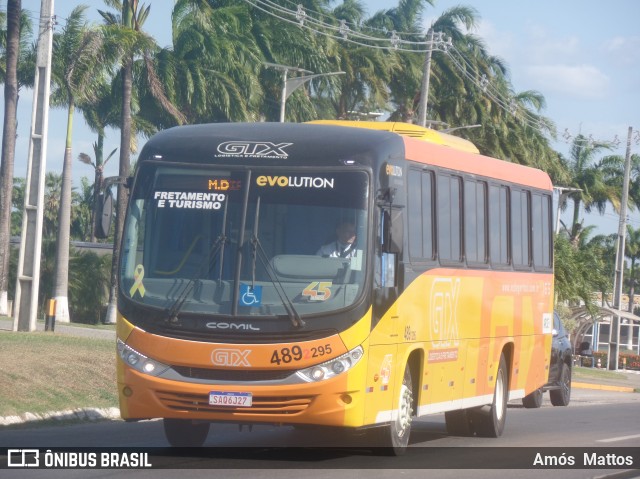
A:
[265,63,345,122]
[441,124,482,134]
[610,126,634,370]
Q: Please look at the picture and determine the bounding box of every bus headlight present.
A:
[117,339,170,377]
[296,346,364,383]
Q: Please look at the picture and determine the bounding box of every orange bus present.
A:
[110,121,554,454]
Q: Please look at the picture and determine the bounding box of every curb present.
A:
[0,407,120,427]
[572,382,636,393]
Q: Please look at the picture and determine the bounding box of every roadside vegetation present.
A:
[0,1,639,329]
[0,331,117,417]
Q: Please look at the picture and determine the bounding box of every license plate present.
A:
[209,391,252,407]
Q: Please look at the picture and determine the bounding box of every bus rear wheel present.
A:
[522,387,543,409]
[163,418,210,447]
[445,409,475,436]
[374,365,414,455]
[472,353,508,438]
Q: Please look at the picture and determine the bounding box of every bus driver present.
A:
[317,221,357,258]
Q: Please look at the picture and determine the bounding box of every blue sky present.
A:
[8,0,640,235]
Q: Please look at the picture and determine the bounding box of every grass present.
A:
[573,366,631,381]
[573,365,640,392]
[35,319,117,331]
[0,331,117,417]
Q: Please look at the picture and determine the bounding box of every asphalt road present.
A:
[1,388,639,479]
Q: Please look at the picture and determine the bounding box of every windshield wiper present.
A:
[166,201,229,322]
[249,197,305,329]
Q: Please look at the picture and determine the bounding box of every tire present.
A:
[549,363,571,406]
[472,353,509,438]
[374,365,414,455]
[445,409,475,436]
[522,388,543,409]
[163,418,210,447]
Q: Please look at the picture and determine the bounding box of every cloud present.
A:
[602,35,640,66]
[525,26,580,61]
[524,64,610,99]
[475,19,516,59]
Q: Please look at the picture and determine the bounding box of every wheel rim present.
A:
[562,367,571,399]
[495,370,505,421]
[396,384,413,438]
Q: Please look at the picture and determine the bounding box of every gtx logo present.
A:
[211,348,252,367]
[216,141,292,158]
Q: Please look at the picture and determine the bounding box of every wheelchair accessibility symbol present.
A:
[239,284,262,306]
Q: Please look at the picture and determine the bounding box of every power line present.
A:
[240,0,635,150]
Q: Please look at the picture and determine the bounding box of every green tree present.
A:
[554,229,609,314]
[71,177,94,241]
[366,0,435,122]
[69,249,111,323]
[323,0,392,119]
[625,224,640,312]
[156,0,260,124]
[50,6,115,323]
[100,0,185,324]
[0,0,22,316]
[43,172,62,238]
[558,136,616,242]
[10,177,24,235]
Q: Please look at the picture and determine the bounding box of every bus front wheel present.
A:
[163,418,210,447]
[472,353,508,438]
[374,365,414,455]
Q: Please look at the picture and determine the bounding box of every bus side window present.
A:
[437,174,462,262]
[489,184,509,266]
[511,189,531,268]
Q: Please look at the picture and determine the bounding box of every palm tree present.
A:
[10,177,25,235]
[554,225,610,312]
[0,0,22,316]
[71,177,95,241]
[43,172,62,239]
[559,135,616,242]
[99,0,185,324]
[158,0,261,124]
[322,0,392,119]
[49,6,115,323]
[364,0,434,122]
[625,225,640,312]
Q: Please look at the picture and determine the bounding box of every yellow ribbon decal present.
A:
[130,265,146,298]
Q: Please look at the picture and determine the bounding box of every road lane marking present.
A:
[596,433,640,443]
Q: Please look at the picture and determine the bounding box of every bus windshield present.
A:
[120,165,370,320]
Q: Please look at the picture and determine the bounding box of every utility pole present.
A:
[610,126,634,370]
[13,0,55,332]
[417,28,434,128]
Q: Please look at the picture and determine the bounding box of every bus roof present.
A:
[138,122,403,166]
[403,136,553,191]
[307,120,480,154]
[139,122,552,192]
[308,120,552,191]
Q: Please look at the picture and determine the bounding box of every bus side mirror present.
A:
[382,209,403,254]
[95,188,114,239]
